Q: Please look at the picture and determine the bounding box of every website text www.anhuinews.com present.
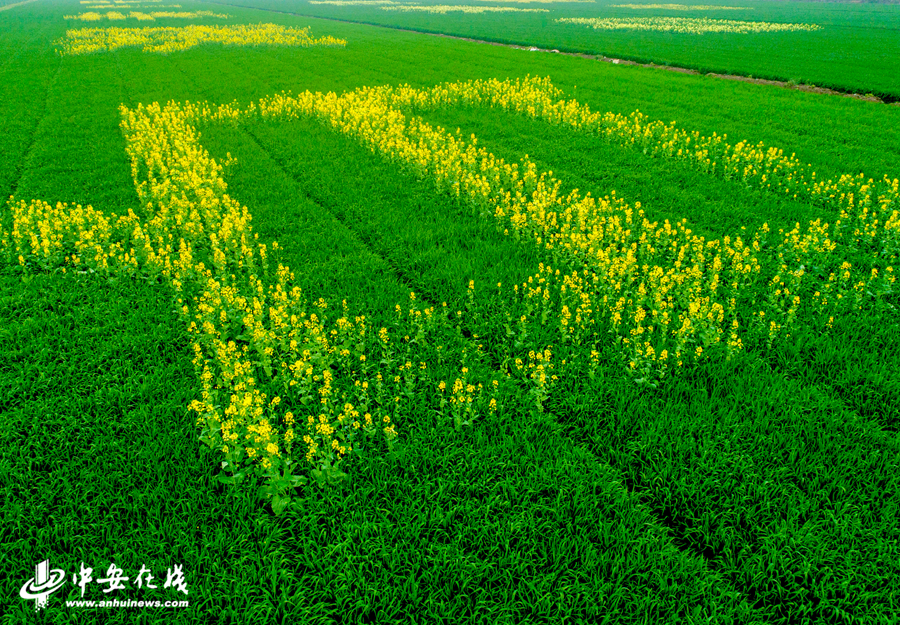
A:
[65,599,189,609]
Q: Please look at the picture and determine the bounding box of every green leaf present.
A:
[272,494,289,516]
[328,469,348,485]
[257,483,274,500]
[218,473,241,485]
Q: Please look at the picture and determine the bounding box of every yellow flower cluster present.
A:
[1,29,407,490]
[3,74,895,493]
[57,24,346,55]
[438,365,489,429]
[80,0,181,7]
[65,11,228,21]
[557,16,821,33]
[513,346,557,411]
[4,200,142,274]
[236,76,895,375]
[81,4,184,8]
[611,4,749,10]
[382,5,550,13]
[472,0,594,3]
[309,0,397,4]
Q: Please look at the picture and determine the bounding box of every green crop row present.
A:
[229,0,900,101]
[2,4,898,622]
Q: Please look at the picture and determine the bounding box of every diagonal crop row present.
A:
[329,74,899,259]
[194,76,896,381]
[0,96,515,516]
[57,24,347,55]
[2,76,897,515]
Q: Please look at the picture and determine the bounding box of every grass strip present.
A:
[229,76,895,381]
[10,52,137,212]
[550,354,900,623]
[198,85,900,621]
[0,20,60,204]
[0,270,750,622]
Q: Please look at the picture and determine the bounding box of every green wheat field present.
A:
[1,0,898,623]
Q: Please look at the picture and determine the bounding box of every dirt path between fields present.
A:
[199,1,899,105]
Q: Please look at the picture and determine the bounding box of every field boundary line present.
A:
[197,0,900,106]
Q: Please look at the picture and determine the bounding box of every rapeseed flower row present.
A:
[116,100,486,493]
[57,24,346,55]
[557,16,821,33]
[361,75,898,266]
[79,1,180,6]
[65,10,228,21]
[2,76,894,504]
[0,73,510,509]
[217,77,894,377]
[610,4,749,10]
[80,4,184,8]
[382,5,550,13]
[471,0,596,3]
[309,1,399,5]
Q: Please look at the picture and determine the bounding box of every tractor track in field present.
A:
[3,56,62,204]
[200,0,900,106]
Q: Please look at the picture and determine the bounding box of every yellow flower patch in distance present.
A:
[610,4,750,10]
[471,0,596,3]
[56,24,346,55]
[557,16,820,33]
[382,5,550,13]
[309,1,399,5]
[65,10,229,21]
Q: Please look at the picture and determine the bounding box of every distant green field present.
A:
[227,0,900,101]
[1,1,899,624]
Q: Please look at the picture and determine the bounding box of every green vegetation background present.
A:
[224,0,900,101]
[1,1,898,624]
